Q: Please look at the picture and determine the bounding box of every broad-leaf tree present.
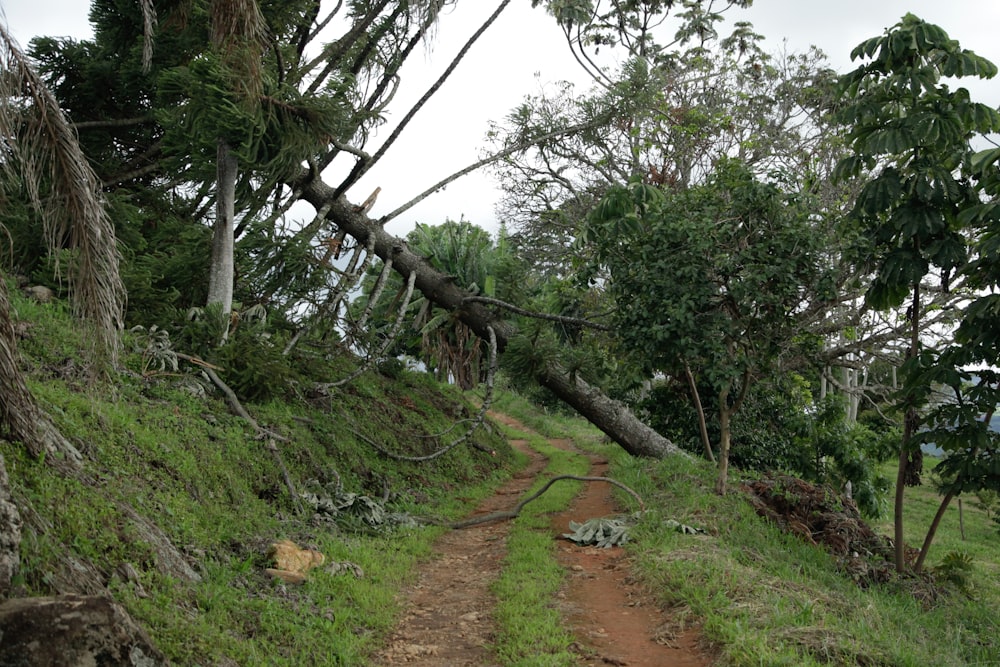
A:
[587,160,836,493]
[833,13,1000,572]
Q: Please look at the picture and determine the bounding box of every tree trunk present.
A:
[914,489,956,574]
[295,177,683,459]
[715,384,732,495]
[207,140,237,318]
[534,363,688,458]
[894,282,921,573]
[684,362,714,462]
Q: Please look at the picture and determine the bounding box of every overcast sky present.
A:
[3,0,999,237]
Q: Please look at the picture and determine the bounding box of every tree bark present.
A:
[294,176,683,459]
[715,384,732,495]
[534,364,688,458]
[684,362,714,462]
[894,282,922,573]
[914,489,955,574]
[207,140,238,317]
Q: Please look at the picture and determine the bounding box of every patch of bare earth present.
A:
[373,413,715,666]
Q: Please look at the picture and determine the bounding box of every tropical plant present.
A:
[354,219,514,389]
[833,13,1000,572]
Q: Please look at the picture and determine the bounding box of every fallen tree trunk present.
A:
[294,175,681,459]
[535,364,687,458]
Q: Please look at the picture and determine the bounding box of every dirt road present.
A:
[373,414,714,666]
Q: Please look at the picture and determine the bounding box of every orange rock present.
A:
[264,568,307,585]
[266,540,325,576]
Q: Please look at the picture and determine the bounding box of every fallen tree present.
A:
[293,175,685,459]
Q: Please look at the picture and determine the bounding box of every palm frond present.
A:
[0,23,125,368]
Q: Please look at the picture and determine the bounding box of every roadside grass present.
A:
[607,448,1000,666]
[489,414,591,666]
[4,288,519,666]
[494,395,999,666]
[874,457,1000,609]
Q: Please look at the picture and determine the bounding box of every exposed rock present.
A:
[22,285,55,303]
[0,595,167,666]
[264,540,325,584]
[0,455,22,594]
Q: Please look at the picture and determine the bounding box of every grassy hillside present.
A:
[2,287,519,665]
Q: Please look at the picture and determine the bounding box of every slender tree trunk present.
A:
[715,384,732,495]
[684,363,714,462]
[914,489,956,573]
[894,282,921,573]
[207,139,237,318]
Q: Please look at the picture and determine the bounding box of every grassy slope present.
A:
[495,396,1000,667]
[3,290,519,666]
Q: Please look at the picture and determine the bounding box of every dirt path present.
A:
[373,414,714,666]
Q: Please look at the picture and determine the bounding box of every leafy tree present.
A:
[833,13,1000,572]
[491,15,841,276]
[587,159,837,493]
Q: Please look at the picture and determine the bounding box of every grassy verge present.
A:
[493,395,998,665]
[608,449,1000,666]
[488,412,591,666]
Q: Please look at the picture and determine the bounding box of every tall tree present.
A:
[833,14,1000,572]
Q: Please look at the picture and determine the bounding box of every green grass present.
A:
[608,450,1000,666]
[9,287,998,666]
[489,418,590,667]
[874,458,1000,617]
[492,397,999,665]
[4,288,520,666]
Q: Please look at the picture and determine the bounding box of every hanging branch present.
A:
[282,233,375,356]
[0,24,125,369]
[353,258,393,333]
[462,296,613,331]
[319,269,417,389]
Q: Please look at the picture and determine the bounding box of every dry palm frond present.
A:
[210,0,269,103]
[0,23,125,369]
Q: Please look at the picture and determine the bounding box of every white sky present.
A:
[3,0,1000,238]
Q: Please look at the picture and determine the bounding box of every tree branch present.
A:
[462,295,612,331]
